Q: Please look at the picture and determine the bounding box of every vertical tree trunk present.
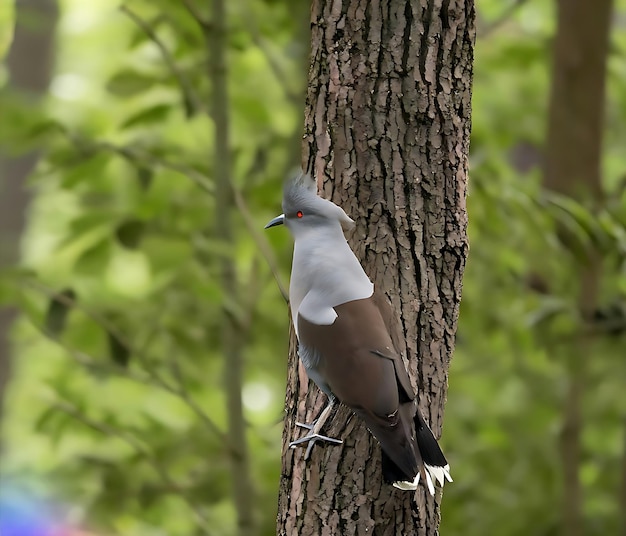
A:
[621,418,626,536]
[543,1,613,535]
[277,1,475,534]
[207,0,256,534]
[0,0,58,432]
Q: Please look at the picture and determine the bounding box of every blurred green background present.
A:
[1,1,625,535]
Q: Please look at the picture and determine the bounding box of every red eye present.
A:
[296,211,304,218]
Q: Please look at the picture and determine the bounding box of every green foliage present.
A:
[2,0,302,534]
[0,0,14,63]
[441,2,626,535]
[2,0,626,535]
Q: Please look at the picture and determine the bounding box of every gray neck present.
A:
[289,224,373,331]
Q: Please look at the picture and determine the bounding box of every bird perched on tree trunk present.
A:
[265,171,452,494]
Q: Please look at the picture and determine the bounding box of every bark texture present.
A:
[543,1,613,535]
[277,1,474,534]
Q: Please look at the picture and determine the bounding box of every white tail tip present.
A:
[393,464,452,495]
[425,463,453,488]
[392,479,418,491]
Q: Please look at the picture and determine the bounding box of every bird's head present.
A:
[264,171,354,235]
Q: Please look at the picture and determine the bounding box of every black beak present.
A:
[264,214,285,229]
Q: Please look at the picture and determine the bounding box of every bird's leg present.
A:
[289,397,342,459]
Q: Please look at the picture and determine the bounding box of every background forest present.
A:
[1,1,626,535]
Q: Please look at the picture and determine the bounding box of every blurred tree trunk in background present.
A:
[277,1,475,534]
[622,418,626,536]
[0,0,58,436]
[206,0,256,533]
[544,1,614,535]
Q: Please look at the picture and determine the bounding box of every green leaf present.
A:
[61,152,112,188]
[70,211,118,237]
[115,219,145,249]
[25,118,66,141]
[34,407,60,433]
[35,406,75,447]
[74,239,112,275]
[526,297,571,328]
[598,211,626,256]
[543,193,599,262]
[121,104,173,129]
[137,167,153,190]
[44,288,77,337]
[128,15,166,49]
[106,70,158,97]
[0,0,14,62]
[107,330,130,367]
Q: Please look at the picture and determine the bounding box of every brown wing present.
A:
[297,295,419,479]
[297,297,399,412]
[371,288,416,402]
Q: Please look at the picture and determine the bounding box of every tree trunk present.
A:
[545,0,612,200]
[621,418,626,536]
[543,1,613,535]
[207,0,256,534]
[277,1,475,534]
[0,0,58,434]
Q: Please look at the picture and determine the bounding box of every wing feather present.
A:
[297,295,420,480]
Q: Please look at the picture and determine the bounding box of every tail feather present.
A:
[415,411,448,468]
[381,449,413,484]
[386,409,452,494]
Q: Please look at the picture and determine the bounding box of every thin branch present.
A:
[480,0,531,38]
[181,0,210,30]
[543,320,626,346]
[21,278,227,442]
[22,278,132,350]
[60,131,288,304]
[119,4,204,117]
[241,1,300,105]
[233,187,289,302]
[52,400,214,535]
[167,351,229,441]
[242,257,262,334]
[62,131,214,195]
[208,0,257,530]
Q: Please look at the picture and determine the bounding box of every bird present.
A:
[265,171,452,494]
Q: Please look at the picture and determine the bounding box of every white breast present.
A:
[289,229,373,333]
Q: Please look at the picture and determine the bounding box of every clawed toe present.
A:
[289,431,343,460]
[289,433,343,448]
[294,421,315,430]
[289,398,341,459]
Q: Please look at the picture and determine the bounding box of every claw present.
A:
[289,433,342,448]
[289,398,341,459]
[294,421,315,430]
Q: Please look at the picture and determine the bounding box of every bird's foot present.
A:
[289,400,342,459]
[289,421,343,460]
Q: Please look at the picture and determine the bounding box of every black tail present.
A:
[381,408,451,493]
[381,449,414,484]
[414,411,448,469]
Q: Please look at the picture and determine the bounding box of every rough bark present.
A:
[277,1,474,534]
[543,1,613,535]
[0,0,58,433]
